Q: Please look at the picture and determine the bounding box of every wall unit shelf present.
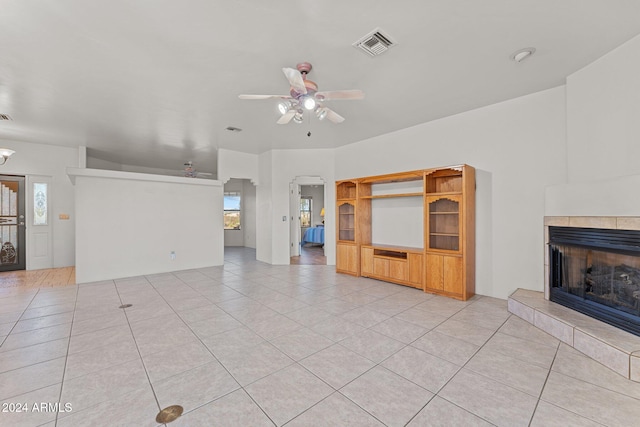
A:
[360,193,423,199]
[336,165,475,300]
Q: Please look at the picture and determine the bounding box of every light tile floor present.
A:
[1,248,640,426]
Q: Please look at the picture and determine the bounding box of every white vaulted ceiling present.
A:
[1,1,640,175]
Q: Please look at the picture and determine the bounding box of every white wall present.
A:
[243,179,257,248]
[547,33,640,217]
[87,155,218,180]
[0,139,78,268]
[70,168,223,283]
[218,148,259,185]
[87,156,123,171]
[566,33,640,184]
[370,180,424,248]
[336,87,568,299]
[256,151,273,263]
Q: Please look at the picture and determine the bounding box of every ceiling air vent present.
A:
[353,28,396,57]
[225,126,242,132]
[0,114,12,121]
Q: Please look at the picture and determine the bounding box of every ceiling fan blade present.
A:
[325,108,345,123]
[282,67,307,94]
[277,110,296,125]
[239,94,291,100]
[315,90,365,101]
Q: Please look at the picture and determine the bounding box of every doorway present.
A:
[290,179,326,265]
[0,175,26,271]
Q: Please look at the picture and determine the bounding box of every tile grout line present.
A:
[183,274,280,427]
[277,296,470,426]
[113,276,167,424]
[174,269,392,425]
[398,299,512,426]
[145,271,279,426]
[526,340,561,426]
[0,288,41,348]
[54,282,79,427]
[411,311,514,427]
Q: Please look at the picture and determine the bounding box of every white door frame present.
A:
[289,183,301,257]
[289,175,326,261]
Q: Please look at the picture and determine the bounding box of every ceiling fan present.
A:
[239,62,364,124]
[182,161,213,178]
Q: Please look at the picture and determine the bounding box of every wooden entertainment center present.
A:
[336,165,475,300]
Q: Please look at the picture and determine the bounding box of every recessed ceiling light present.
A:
[510,47,536,63]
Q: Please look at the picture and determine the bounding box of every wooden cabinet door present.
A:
[443,255,463,295]
[373,257,389,277]
[361,247,374,275]
[425,254,444,291]
[389,259,407,282]
[337,244,357,274]
[408,253,423,287]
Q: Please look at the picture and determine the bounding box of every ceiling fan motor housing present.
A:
[296,62,312,74]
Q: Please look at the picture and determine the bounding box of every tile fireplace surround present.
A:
[508,216,640,382]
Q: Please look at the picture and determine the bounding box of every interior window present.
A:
[300,196,312,227]
[224,191,241,230]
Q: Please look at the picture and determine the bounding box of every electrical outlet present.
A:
[170,251,176,260]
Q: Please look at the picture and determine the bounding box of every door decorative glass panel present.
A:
[34,182,47,225]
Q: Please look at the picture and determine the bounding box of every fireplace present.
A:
[549,226,640,336]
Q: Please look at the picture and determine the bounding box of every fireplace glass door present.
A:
[551,245,640,317]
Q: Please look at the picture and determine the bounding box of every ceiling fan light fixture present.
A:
[278,101,290,115]
[302,96,316,110]
[0,148,15,165]
[315,107,328,121]
[293,113,303,124]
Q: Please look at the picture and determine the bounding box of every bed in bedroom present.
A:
[302,226,324,246]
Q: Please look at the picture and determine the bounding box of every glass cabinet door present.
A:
[338,202,355,242]
[427,196,460,252]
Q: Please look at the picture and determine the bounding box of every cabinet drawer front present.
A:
[389,259,408,281]
[373,258,389,276]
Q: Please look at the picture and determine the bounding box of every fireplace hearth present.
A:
[549,226,640,336]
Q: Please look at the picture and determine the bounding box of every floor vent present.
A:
[353,28,396,57]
